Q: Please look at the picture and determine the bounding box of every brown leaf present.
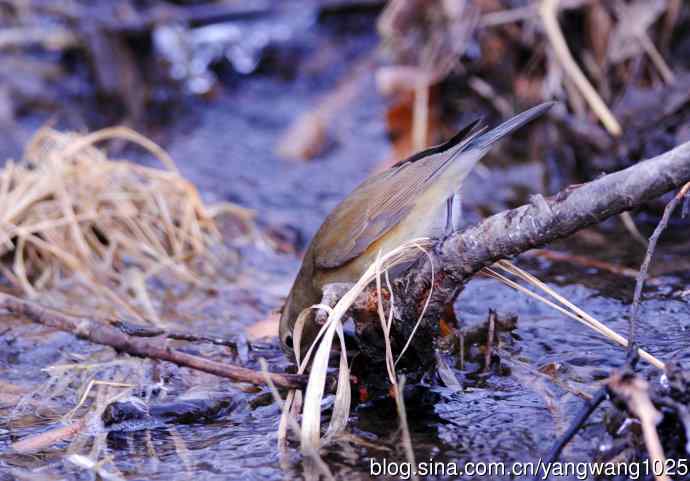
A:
[381,85,444,169]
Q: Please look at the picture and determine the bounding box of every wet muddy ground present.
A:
[1,4,689,481]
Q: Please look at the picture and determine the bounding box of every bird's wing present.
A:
[311,101,555,270]
[312,119,483,270]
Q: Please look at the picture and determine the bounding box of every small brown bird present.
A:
[279,102,554,355]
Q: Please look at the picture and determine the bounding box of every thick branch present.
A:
[444,141,690,273]
[0,294,307,390]
[396,141,690,359]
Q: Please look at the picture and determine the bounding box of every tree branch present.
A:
[0,293,308,390]
[395,140,690,359]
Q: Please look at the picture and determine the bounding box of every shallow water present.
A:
[1,4,690,481]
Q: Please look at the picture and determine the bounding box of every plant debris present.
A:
[0,126,252,321]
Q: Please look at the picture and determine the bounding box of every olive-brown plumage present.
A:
[279,102,554,355]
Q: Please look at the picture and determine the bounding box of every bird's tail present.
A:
[466,101,555,151]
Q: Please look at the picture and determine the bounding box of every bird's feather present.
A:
[312,120,484,269]
[311,101,555,270]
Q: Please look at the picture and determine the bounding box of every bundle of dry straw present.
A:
[0,126,248,320]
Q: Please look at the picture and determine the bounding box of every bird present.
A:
[279,101,554,356]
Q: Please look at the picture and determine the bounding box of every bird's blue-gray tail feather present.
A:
[466,101,555,151]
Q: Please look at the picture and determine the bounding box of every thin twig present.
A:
[0,293,308,389]
[628,181,690,354]
[11,417,87,453]
[483,309,496,373]
[110,319,241,349]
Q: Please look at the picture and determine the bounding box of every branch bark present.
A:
[0,294,308,390]
[394,140,690,359]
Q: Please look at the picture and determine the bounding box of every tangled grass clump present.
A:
[0,126,251,322]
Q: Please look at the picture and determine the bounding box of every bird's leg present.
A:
[451,190,463,231]
[445,191,463,235]
[445,197,453,234]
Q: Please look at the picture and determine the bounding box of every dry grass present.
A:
[0,125,251,322]
[2,124,257,477]
[280,244,667,471]
[273,239,432,465]
[484,260,665,370]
